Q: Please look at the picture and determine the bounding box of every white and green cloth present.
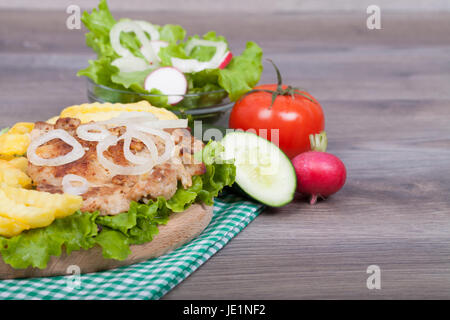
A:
[0,194,264,300]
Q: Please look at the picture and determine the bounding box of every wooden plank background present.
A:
[0,7,450,299]
[1,0,449,12]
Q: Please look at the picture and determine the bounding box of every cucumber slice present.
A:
[221,131,296,207]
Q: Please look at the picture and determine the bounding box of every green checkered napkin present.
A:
[0,194,264,300]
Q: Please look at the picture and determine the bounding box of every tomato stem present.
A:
[237,59,318,108]
[267,59,283,91]
[309,131,328,152]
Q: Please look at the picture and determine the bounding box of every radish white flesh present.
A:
[144,67,187,105]
[218,51,233,69]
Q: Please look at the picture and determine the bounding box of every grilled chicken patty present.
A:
[27,118,205,215]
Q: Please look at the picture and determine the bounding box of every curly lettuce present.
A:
[0,141,235,269]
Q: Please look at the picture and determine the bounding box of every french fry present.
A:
[0,216,31,238]
[59,101,178,123]
[0,187,83,236]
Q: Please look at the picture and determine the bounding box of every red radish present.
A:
[144,67,187,105]
[291,132,346,204]
[218,51,233,69]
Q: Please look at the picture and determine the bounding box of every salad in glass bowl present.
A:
[77,0,263,117]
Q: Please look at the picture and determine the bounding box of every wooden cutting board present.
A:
[0,204,213,280]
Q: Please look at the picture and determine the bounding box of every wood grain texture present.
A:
[0,204,213,280]
[0,10,449,299]
[1,0,448,12]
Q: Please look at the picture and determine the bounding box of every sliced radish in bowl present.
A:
[218,51,233,69]
[144,67,187,105]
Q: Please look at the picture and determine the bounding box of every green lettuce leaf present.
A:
[110,69,152,92]
[77,56,120,89]
[158,24,186,43]
[0,141,235,269]
[188,41,264,102]
[196,141,236,205]
[81,0,115,40]
[80,0,115,59]
[94,229,131,260]
[167,176,203,212]
[218,41,263,101]
[158,43,189,66]
[127,199,170,244]
[188,31,228,62]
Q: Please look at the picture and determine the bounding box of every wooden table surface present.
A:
[1,10,450,299]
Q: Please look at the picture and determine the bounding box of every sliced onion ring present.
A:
[62,174,89,196]
[185,39,227,66]
[172,39,228,73]
[76,123,111,142]
[111,56,150,73]
[171,58,211,73]
[131,125,175,164]
[123,129,158,165]
[134,20,160,41]
[27,129,85,166]
[110,20,159,65]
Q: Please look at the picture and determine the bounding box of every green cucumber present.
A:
[221,131,296,207]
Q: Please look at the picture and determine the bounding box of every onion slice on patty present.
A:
[27,129,85,166]
[130,125,174,164]
[76,123,111,142]
[62,174,90,196]
[97,132,157,176]
[123,129,158,165]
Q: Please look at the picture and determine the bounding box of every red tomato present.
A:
[229,84,325,158]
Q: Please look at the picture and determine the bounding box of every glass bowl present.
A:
[86,78,234,122]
